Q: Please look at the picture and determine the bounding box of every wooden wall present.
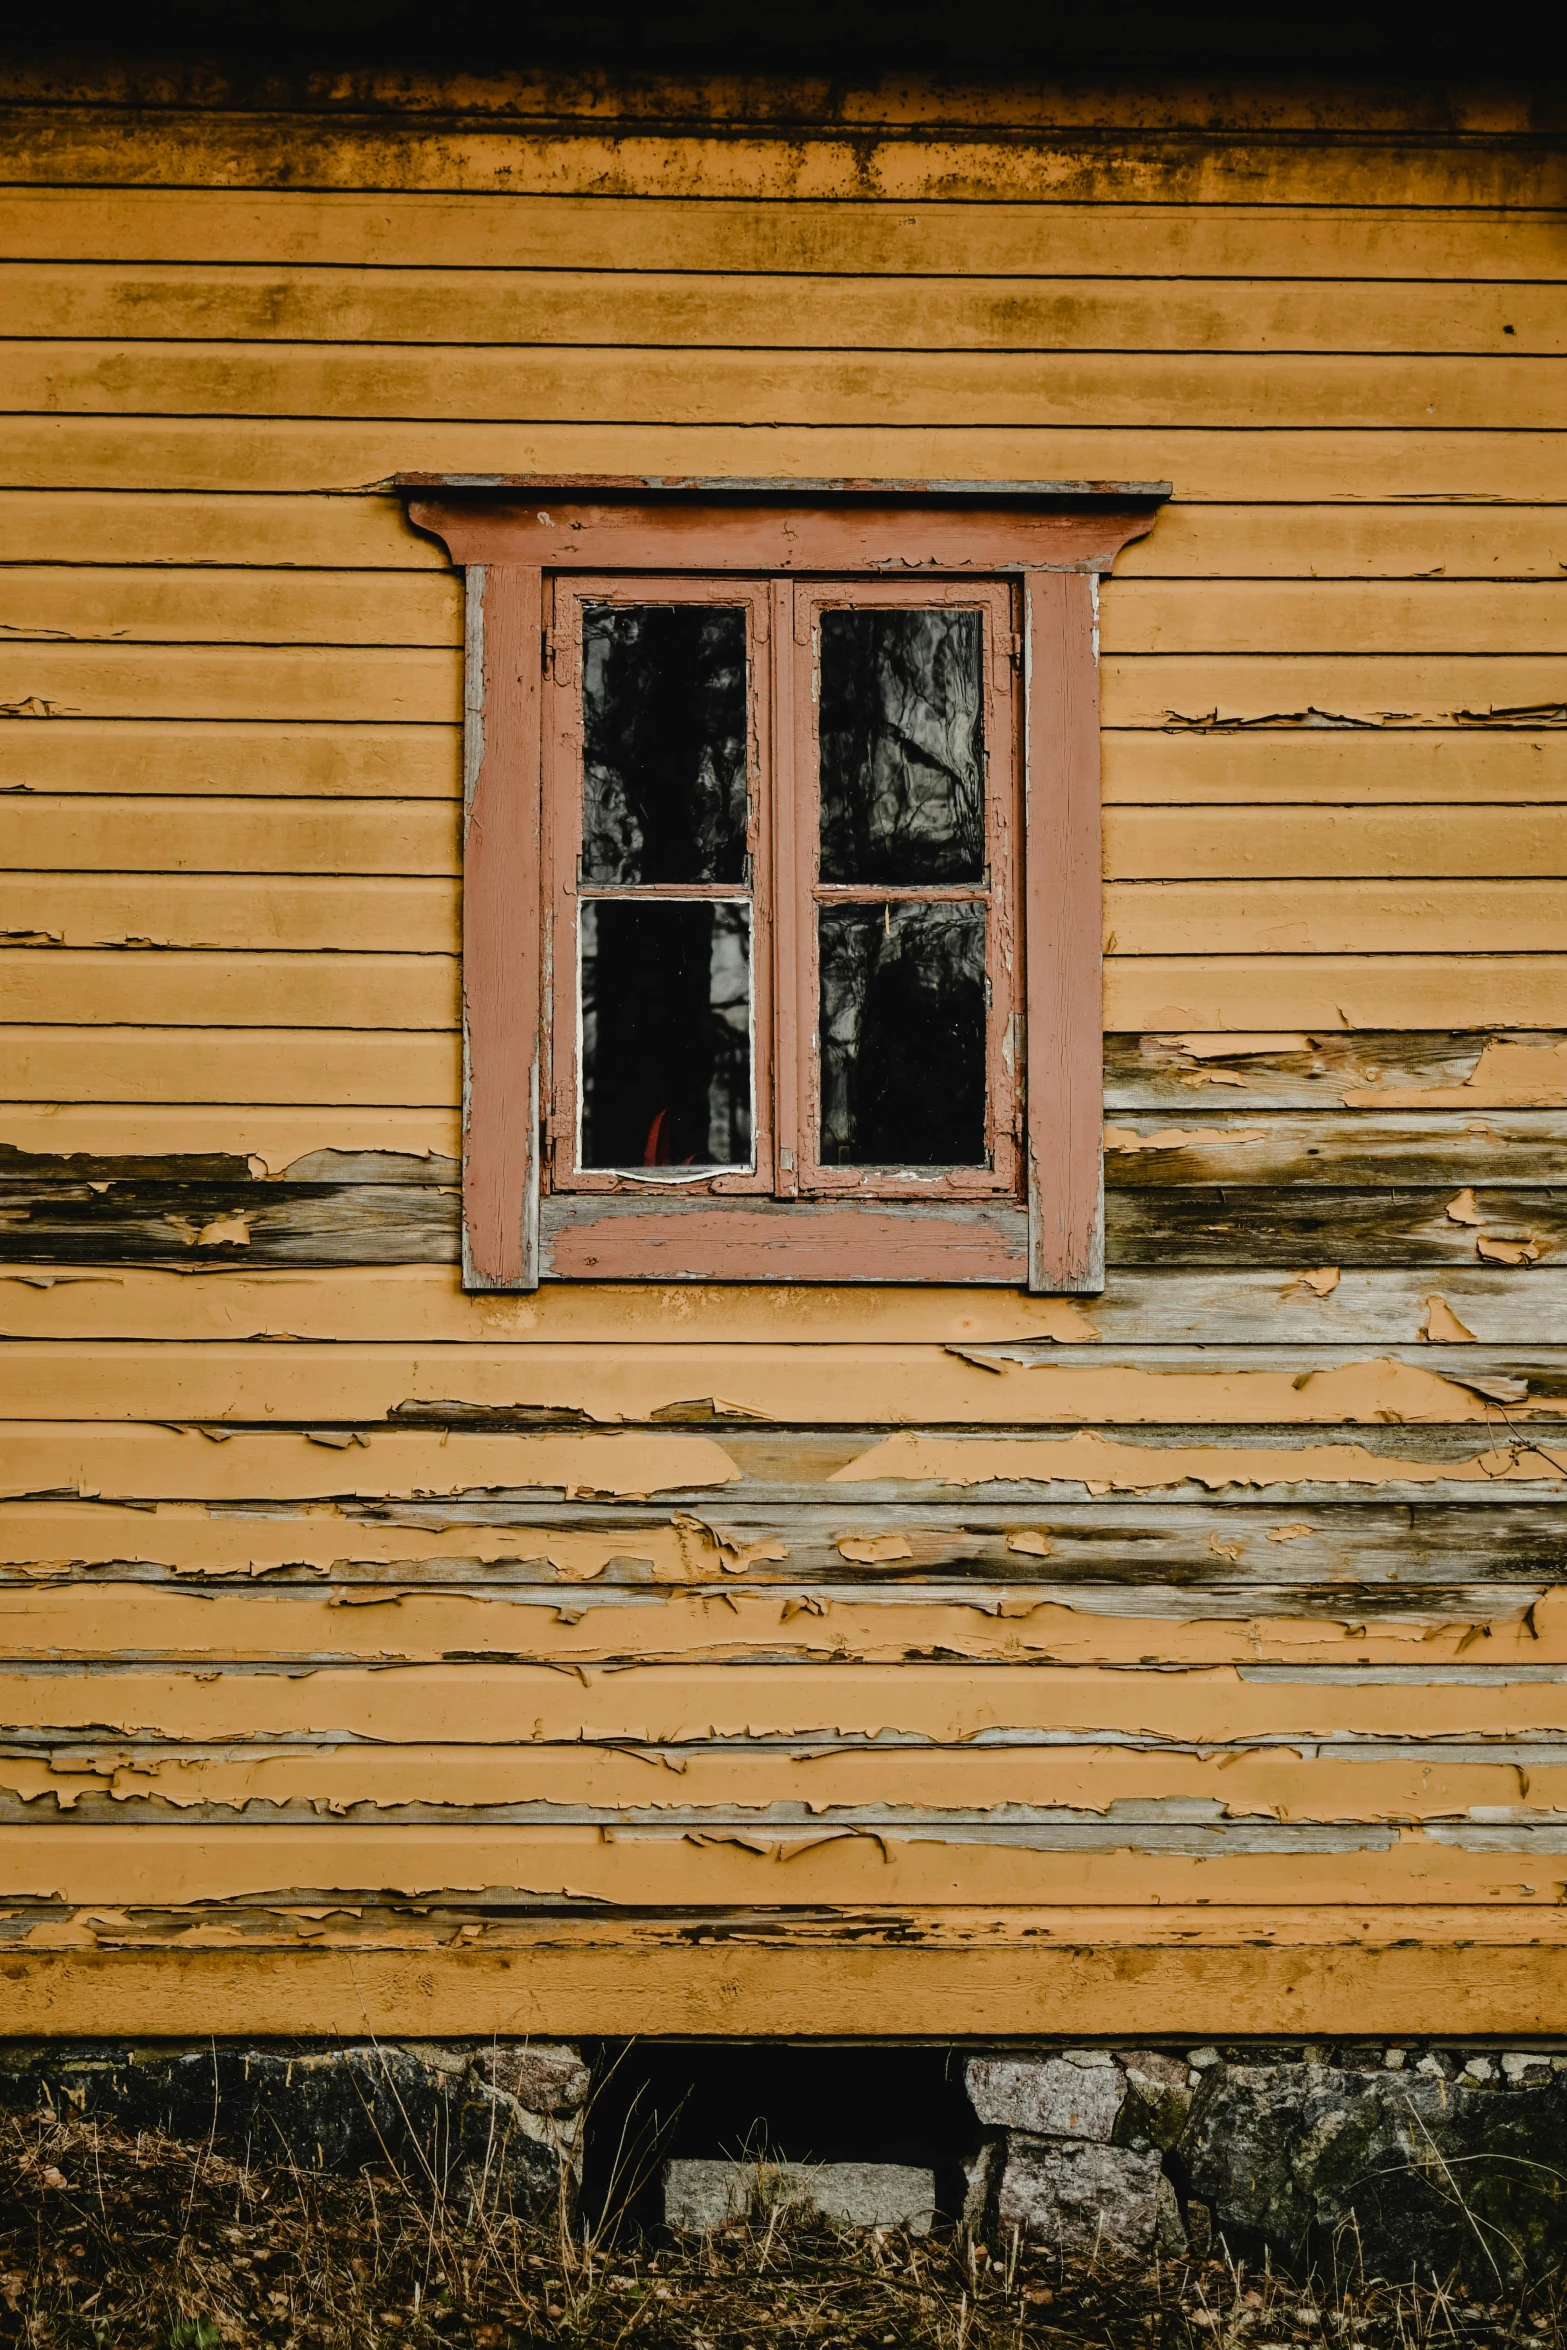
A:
[1,67,1565,2037]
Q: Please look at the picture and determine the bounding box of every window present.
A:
[403,478,1167,1291]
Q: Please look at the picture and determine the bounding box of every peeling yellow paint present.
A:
[833,1534,914,1564]
[11,1659,1567,1749]
[1104,1125,1267,1154]
[2,1344,1553,1426]
[1282,1268,1341,1300]
[0,1429,743,1503]
[1344,1038,1567,1110]
[8,1739,1567,1826]
[832,1431,1567,1492]
[0,1821,1557,1909]
[1171,1034,1314,1059]
[1422,1294,1479,1343]
[1477,1233,1541,1265]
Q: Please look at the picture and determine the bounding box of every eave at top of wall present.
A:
[2,56,1563,137]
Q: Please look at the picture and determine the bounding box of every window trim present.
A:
[403,476,1170,1293]
[544,573,776,1198]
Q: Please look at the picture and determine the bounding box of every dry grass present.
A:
[0,2111,1563,2350]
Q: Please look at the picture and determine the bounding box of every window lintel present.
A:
[401,474,1170,574]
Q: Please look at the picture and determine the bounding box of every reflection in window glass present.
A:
[818,904,987,1167]
[819,608,984,884]
[581,901,752,1169]
[581,605,749,884]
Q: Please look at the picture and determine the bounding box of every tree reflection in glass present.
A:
[581,901,752,1169]
[819,608,983,884]
[818,903,986,1167]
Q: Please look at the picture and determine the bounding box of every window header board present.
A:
[403,476,1169,576]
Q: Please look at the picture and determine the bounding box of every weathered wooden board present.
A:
[13,566,1567,656]
[0,877,457,954]
[0,1109,459,1166]
[1106,658,1567,730]
[0,949,457,1029]
[5,108,1563,207]
[0,565,461,645]
[1106,882,1567,954]
[16,1659,1567,1753]
[0,1031,460,1105]
[1,1811,1566,1909]
[0,796,458,874]
[1103,1030,1567,1109]
[11,267,1566,355]
[6,724,1565,809]
[11,419,1566,501]
[3,193,1563,283]
[0,1178,1561,1270]
[7,492,1567,584]
[4,1260,1567,1347]
[0,1494,1561,1588]
[8,343,1564,431]
[12,1738,1567,1829]
[2,191,1561,282]
[1,1419,1564,1507]
[3,1336,1567,1426]
[9,960,1567,1045]
[0,1574,1562,1665]
[12,800,1566,882]
[7,1920,1565,2040]
[0,644,461,725]
[1,1172,1562,1270]
[1107,582,1567,656]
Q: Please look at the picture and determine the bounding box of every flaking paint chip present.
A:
[834,1533,914,1563]
[1281,1267,1339,1300]
[1006,1531,1053,1556]
[1476,1234,1540,1265]
[1445,1190,1485,1226]
[1421,1295,1478,1344]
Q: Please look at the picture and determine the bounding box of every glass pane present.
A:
[581,604,749,884]
[581,901,752,1169]
[818,608,985,884]
[818,903,987,1167]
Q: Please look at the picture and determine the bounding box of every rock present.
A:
[962,2139,1002,2233]
[473,2043,590,2115]
[997,2138,1163,2255]
[1155,2171,1187,2254]
[664,2160,935,2235]
[1119,2052,1194,2151]
[0,2042,570,2216]
[965,2057,1124,2141]
[1182,2062,1567,2283]
[1120,2051,1187,2094]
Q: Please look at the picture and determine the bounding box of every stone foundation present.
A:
[9,2038,1567,2281]
[962,2043,1567,2283]
[0,2040,587,2216]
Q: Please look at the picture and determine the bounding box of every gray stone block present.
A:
[473,2042,591,2116]
[664,2159,936,2235]
[997,2137,1163,2255]
[1120,2051,1194,2150]
[966,2056,1125,2141]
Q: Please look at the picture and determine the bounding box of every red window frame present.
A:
[402,477,1168,1292]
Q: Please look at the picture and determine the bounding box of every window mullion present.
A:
[770,576,802,1198]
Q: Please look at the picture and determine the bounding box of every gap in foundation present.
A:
[580,2040,975,2235]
